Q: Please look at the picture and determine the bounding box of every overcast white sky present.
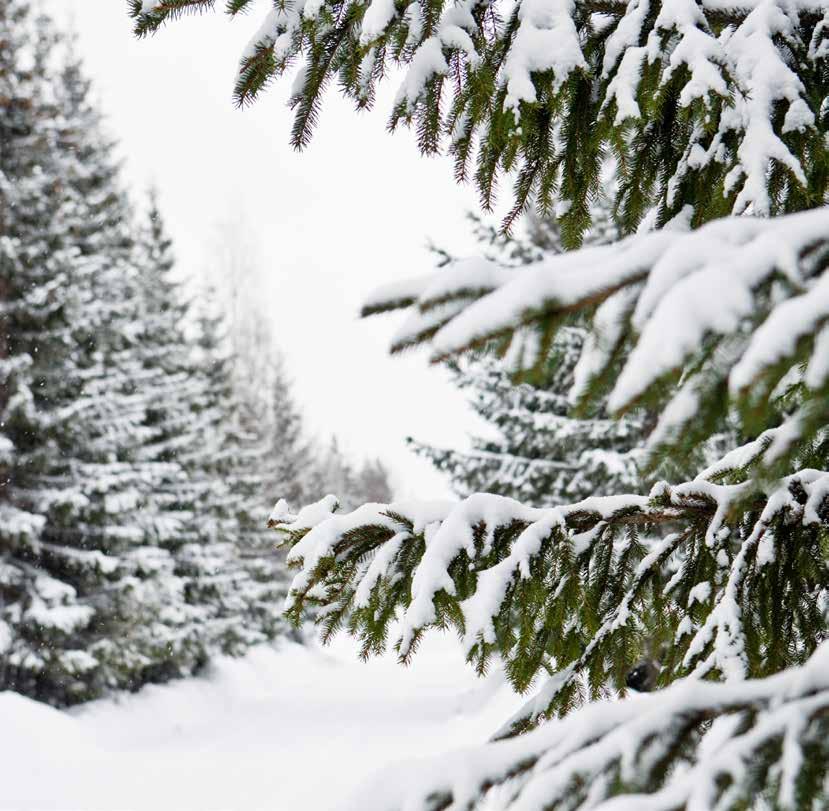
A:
[46,0,503,499]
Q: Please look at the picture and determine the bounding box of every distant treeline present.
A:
[0,1,390,707]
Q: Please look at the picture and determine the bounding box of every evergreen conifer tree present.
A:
[413,356,645,504]
[0,2,105,703]
[0,5,190,702]
[54,47,213,693]
[131,200,262,664]
[1,8,293,703]
[262,355,315,509]
[181,293,288,651]
[274,210,829,808]
[131,1,829,804]
[413,203,647,505]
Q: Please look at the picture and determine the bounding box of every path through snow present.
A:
[1,635,516,810]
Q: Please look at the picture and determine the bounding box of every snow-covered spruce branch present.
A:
[271,461,829,732]
[363,208,829,478]
[343,641,829,811]
[410,341,649,505]
[129,0,829,238]
[408,441,644,503]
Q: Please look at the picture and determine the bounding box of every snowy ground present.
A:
[1,635,517,811]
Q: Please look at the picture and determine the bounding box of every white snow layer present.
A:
[362,208,829,429]
[340,642,829,811]
[0,636,515,811]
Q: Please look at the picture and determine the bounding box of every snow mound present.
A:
[1,637,514,811]
[0,690,90,752]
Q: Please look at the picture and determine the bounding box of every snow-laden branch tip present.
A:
[342,641,829,811]
[273,455,829,724]
[361,207,829,471]
[131,0,828,232]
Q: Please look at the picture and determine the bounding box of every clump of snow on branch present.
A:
[362,207,829,467]
[273,456,829,723]
[133,0,828,226]
[342,641,829,811]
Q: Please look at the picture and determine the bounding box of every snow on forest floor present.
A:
[1,634,517,811]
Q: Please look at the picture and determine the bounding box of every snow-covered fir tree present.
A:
[0,5,304,705]
[275,206,829,810]
[262,355,316,509]
[131,200,266,664]
[56,46,180,696]
[412,203,647,505]
[187,292,293,649]
[134,0,829,804]
[237,336,318,515]
[0,6,153,703]
[413,356,645,504]
[0,2,105,704]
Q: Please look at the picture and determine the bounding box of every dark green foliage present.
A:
[268,195,829,811]
[129,0,829,241]
[275,464,829,734]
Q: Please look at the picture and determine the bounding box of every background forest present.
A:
[0,1,390,707]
